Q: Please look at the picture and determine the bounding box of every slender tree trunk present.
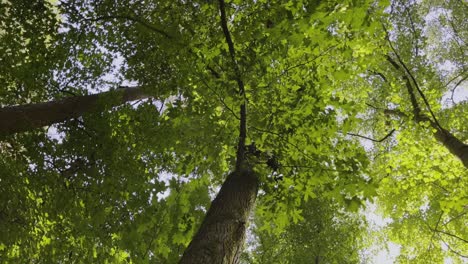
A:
[179,163,259,264]
[181,1,259,262]
[383,108,468,169]
[418,116,468,169]
[0,86,148,136]
[385,55,468,169]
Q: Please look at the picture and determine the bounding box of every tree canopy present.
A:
[0,0,466,263]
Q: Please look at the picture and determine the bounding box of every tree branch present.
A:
[450,75,468,105]
[365,103,408,118]
[218,0,247,169]
[0,86,149,136]
[440,238,468,259]
[435,229,468,244]
[383,25,444,132]
[199,78,240,120]
[87,15,173,39]
[428,212,444,251]
[347,129,395,143]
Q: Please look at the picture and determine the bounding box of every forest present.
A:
[0,0,467,263]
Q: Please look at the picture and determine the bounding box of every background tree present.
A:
[362,0,468,262]
[243,197,366,264]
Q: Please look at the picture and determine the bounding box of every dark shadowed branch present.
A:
[218,0,247,169]
[347,129,396,143]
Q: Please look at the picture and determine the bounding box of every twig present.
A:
[259,45,338,89]
[428,212,444,251]
[365,103,407,118]
[87,15,173,39]
[199,78,240,120]
[383,25,445,133]
[403,4,419,56]
[440,238,468,258]
[369,70,388,83]
[442,211,468,227]
[347,129,395,143]
[445,71,467,88]
[450,75,468,104]
[435,229,468,244]
[249,126,323,165]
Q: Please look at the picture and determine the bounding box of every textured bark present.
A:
[179,163,259,264]
[0,87,148,136]
[385,55,468,169]
[383,108,468,169]
[419,116,468,169]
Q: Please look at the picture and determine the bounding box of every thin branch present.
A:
[450,75,468,105]
[386,55,440,124]
[347,129,395,143]
[396,55,443,131]
[207,65,221,79]
[281,45,338,74]
[259,45,339,90]
[445,71,467,88]
[429,182,450,194]
[428,212,444,251]
[435,229,468,244]
[87,15,173,39]
[385,55,468,169]
[249,126,323,165]
[443,211,468,227]
[421,208,465,257]
[403,4,419,56]
[383,25,444,133]
[218,0,245,96]
[448,16,467,49]
[365,103,407,118]
[218,0,247,169]
[199,78,240,120]
[369,70,388,83]
[440,238,468,259]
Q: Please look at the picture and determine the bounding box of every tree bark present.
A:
[385,55,468,169]
[180,2,259,262]
[417,115,468,169]
[0,86,148,136]
[383,108,468,169]
[179,162,259,264]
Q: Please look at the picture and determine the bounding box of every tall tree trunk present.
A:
[181,1,260,262]
[180,163,259,264]
[385,55,468,169]
[417,115,468,169]
[0,86,148,136]
[383,108,468,169]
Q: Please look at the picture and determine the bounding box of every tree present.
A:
[362,0,468,261]
[5,0,467,263]
[0,86,149,136]
[1,0,387,262]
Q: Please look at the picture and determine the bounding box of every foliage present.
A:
[244,197,366,263]
[363,0,468,262]
[0,0,467,263]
